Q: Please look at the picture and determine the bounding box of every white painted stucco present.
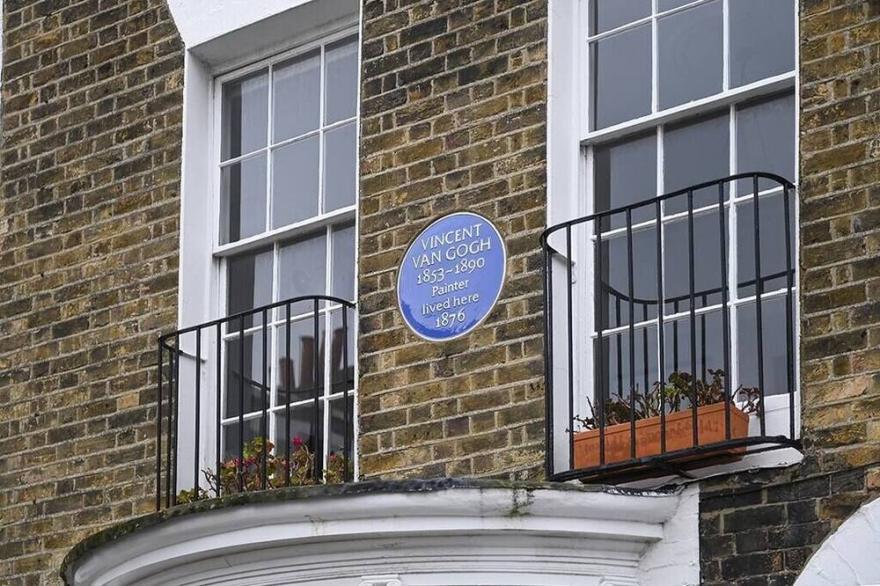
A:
[66,484,700,586]
[795,496,880,586]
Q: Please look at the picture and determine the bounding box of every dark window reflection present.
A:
[736,193,795,297]
[224,331,270,418]
[592,0,651,34]
[594,132,656,229]
[737,297,792,396]
[598,226,659,329]
[591,24,652,130]
[663,210,726,313]
[664,111,729,213]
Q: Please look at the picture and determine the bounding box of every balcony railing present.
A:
[156,295,356,510]
[542,173,800,483]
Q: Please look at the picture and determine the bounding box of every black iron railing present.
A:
[542,173,800,483]
[156,295,356,509]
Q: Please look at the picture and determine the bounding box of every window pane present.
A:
[658,1,722,109]
[272,136,320,228]
[221,70,268,161]
[329,395,354,459]
[595,326,658,410]
[279,231,327,301]
[274,403,323,463]
[591,24,651,129]
[273,50,320,142]
[598,226,658,330]
[736,193,795,297]
[736,93,796,193]
[222,417,263,460]
[594,132,656,228]
[663,209,725,314]
[221,154,267,244]
[737,297,792,396]
[325,37,358,125]
[227,248,273,326]
[591,0,651,35]
[329,308,356,395]
[276,317,325,405]
[730,0,795,87]
[224,331,270,418]
[324,121,357,212]
[662,309,727,397]
[331,223,356,300]
[663,111,729,213]
[658,0,694,11]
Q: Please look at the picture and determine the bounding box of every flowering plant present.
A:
[177,436,349,503]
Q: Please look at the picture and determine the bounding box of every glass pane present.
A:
[594,132,656,228]
[222,417,263,460]
[276,316,326,405]
[329,395,354,458]
[658,1,722,109]
[227,248,273,327]
[591,24,651,129]
[737,297,792,396]
[224,331,271,418]
[329,308,356,395]
[662,309,727,402]
[663,111,729,214]
[331,223,356,301]
[659,0,695,11]
[273,50,320,142]
[594,326,658,416]
[736,93,796,193]
[279,231,327,302]
[325,36,358,125]
[221,70,268,161]
[663,209,725,313]
[730,0,795,87]
[272,136,320,228]
[591,0,651,35]
[736,193,795,297]
[273,403,324,469]
[598,226,659,330]
[324,121,357,212]
[220,154,267,244]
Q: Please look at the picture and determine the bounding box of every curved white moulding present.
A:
[63,479,699,586]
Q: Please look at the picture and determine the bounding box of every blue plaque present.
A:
[397,211,506,341]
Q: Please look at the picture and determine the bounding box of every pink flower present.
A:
[292,436,304,448]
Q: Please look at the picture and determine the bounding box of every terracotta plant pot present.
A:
[572,401,751,469]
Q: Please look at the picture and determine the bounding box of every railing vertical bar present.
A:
[615,297,623,397]
[285,302,292,487]
[156,341,163,511]
[261,309,268,490]
[673,300,679,372]
[543,244,554,478]
[313,299,322,483]
[655,200,667,454]
[342,308,351,482]
[171,334,180,506]
[215,322,221,498]
[687,190,699,446]
[566,226,575,470]
[700,295,707,382]
[595,220,606,466]
[753,174,766,435]
[783,184,795,439]
[238,319,245,492]
[718,182,732,440]
[194,330,201,496]
[165,342,172,507]
[642,304,649,405]
[626,209,636,459]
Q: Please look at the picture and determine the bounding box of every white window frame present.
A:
[548,0,801,474]
[209,23,360,474]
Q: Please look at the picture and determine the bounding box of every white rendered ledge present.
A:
[63,479,699,586]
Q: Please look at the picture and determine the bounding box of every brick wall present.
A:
[700,1,880,583]
[357,0,547,480]
[0,1,182,583]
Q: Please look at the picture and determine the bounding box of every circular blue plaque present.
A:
[397,212,507,341]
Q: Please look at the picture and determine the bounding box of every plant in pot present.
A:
[177,436,349,504]
[571,369,760,469]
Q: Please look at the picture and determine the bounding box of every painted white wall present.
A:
[66,484,699,585]
[795,496,880,586]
